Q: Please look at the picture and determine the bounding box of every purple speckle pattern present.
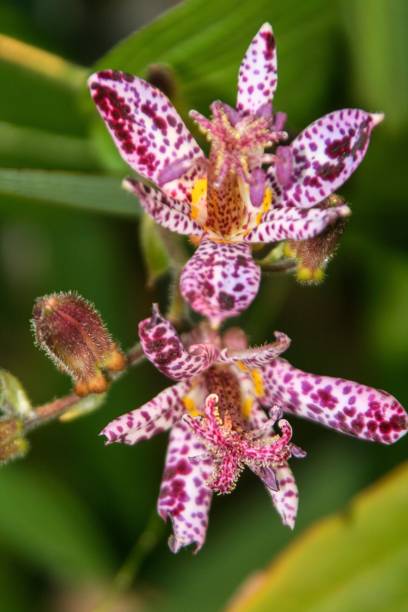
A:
[244,200,351,243]
[180,237,261,325]
[236,22,277,114]
[139,304,219,381]
[100,382,187,445]
[124,178,203,236]
[267,465,299,529]
[158,420,213,553]
[88,71,203,193]
[261,358,408,444]
[219,331,290,366]
[280,110,383,209]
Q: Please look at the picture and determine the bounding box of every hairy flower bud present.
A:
[32,292,126,396]
[285,194,348,284]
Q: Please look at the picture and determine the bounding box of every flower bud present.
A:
[32,292,126,396]
[0,417,29,465]
[284,195,348,284]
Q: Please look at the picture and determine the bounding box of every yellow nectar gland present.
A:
[255,187,273,227]
[241,396,254,418]
[251,368,265,398]
[190,177,207,222]
[182,395,200,417]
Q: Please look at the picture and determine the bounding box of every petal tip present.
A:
[371,112,385,127]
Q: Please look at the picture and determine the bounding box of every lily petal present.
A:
[124,179,203,236]
[139,304,219,381]
[261,359,408,444]
[180,237,261,325]
[100,382,187,445]
[158,420,213,553]
[88,71,203,187]
[267,464,299,529]
[244,201,351,243]
[236,23,278,114]
[281,109,383,208]
[219,331,290,366]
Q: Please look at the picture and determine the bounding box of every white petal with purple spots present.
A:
[124,179,203,236]
[180,237,261,326]
[244,201,351,243]
[89,71,203,186]
[268,464,299,528]
[236,23,278,114]
[260,358,408,444]
[138,304,219,381]
[281,109,383,208]
[158,420,213,553]
[220,331,290,366]
[100,382,187,445]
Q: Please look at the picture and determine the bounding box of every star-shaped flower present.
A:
[101,306,407,552]
[89,23,381,325]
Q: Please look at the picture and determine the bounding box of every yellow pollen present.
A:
[182,395,200,417]
[242,396,254,418]
[251,369,265,398]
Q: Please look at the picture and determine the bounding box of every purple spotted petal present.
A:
[219,331,290,366]
[244,201,350,243]
[100,382,187,445]
[88,71,203,187]
[158,420,213,553]
[266,464,299,528]
[261,359,408,444]
[236,23,278,114]
[124,179,203,236]
[281,109,384,208]
[180,237,261,326]
[138,304,219,381]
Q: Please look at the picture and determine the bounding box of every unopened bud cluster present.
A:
[32,292,126,396]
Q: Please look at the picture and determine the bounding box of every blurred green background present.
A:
[0,0,407,610]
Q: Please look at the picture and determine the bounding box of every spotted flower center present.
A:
[190,101,286,241]
[185,393,294,494]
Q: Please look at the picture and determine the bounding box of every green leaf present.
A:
[228,462,408,612]
[0,122,101,171]
[343,0,408,131]
[0,34,87,136]
[0,169,140,217]
[0,370,34,419]
[0,465,114,582]
[139,214,171,287]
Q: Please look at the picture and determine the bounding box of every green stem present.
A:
[93,512,165,612]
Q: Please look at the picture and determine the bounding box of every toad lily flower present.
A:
[89,23,382,325]
[101,306,407,552]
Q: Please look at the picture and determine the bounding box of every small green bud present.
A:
[32,292,126,396]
